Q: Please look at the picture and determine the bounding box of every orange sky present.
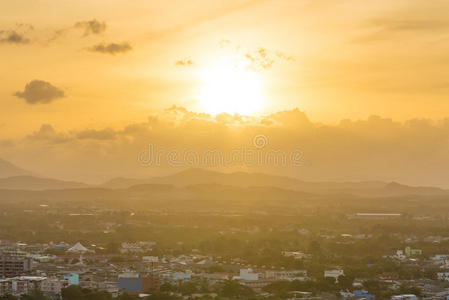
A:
[1,0,449,185]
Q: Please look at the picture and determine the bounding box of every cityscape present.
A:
[2,0,449,299]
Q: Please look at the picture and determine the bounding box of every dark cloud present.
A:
[27,124,71,144]
[77,129,117,140]
[88,42,132,55]
[74,19,107,36]
[175,58,194,66]
[14,80,65,104]
[0,31,30,44]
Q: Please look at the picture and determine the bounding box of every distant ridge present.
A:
[0,158,36,178]
[382,181,446,196]
[0,163,447,196]
[0,176,90,191]
[103,168,386,193]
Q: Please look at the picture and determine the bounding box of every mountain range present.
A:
[0,158,447,196]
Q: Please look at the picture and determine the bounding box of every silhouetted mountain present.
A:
[382,181,446,196]
[0,158,36,178]
[103,168,386,193]
[100,177,153,189]
[0,176,90,190]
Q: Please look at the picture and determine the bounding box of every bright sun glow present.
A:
[198,57,265,115]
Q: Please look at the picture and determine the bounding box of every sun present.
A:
[198,56,265,115]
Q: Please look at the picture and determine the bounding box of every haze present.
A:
[1,0,449,187]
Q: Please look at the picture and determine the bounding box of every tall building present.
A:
[0,251,32,278]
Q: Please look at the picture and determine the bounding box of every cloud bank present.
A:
[3,108,449,187]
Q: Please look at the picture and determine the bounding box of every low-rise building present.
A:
[391,294,417,300]
[324,269,344,282]
[265,270,307,281]
[405,247,422,257]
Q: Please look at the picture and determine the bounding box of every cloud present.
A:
[27,124,71,144]
[219,41,294,71]
[10,108,449,187]
[14,80,65,104]
[88,42,132,55]
[243,47,295,70]
[175,58,194,67]
[74,19,107,36]
[0,31,30,44]
[77,129,117,140]
[244,48,275,70]
[48,19,107,42]
[0,139,14,147]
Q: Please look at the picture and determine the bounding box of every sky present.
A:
[1,0,449,186]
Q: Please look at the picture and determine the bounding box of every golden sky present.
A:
[1,0,449,185]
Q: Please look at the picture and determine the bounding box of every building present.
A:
[117,273,160,294]
[353,213,401,219]
[67,242,92,253]
[281,251,310,260]
[265,270,307,281]
[354,290,375,299]
[405,247,422,257]
[392,250,407,260]
[437,272,449,281]
[63,273,79,285]
[0,252,32,278]
[391,295,417,300]
[233,269,260,281]
[120,242,156,254]
[0,276,50,297]
[41,278,68,295]
[324,269,344,282]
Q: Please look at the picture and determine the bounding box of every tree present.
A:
[146,293,181,300]
[61,285,85,300]
[21,289,50,300]
[178,282,197,295]
[0,295,17,300]
[338,275,354,290]
[117,293,139,300]
[218,280,254,299]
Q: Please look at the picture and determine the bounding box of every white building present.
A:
[391,295,417,300]
[142,256,159,263]
[324,269,344,282]
[233,269,260,281]
[393,250,406,260]
[282,251,309,260]
[41,278,67,294]
[265,270,307,281]
[67,242,92,253]
[437,272,449,281]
